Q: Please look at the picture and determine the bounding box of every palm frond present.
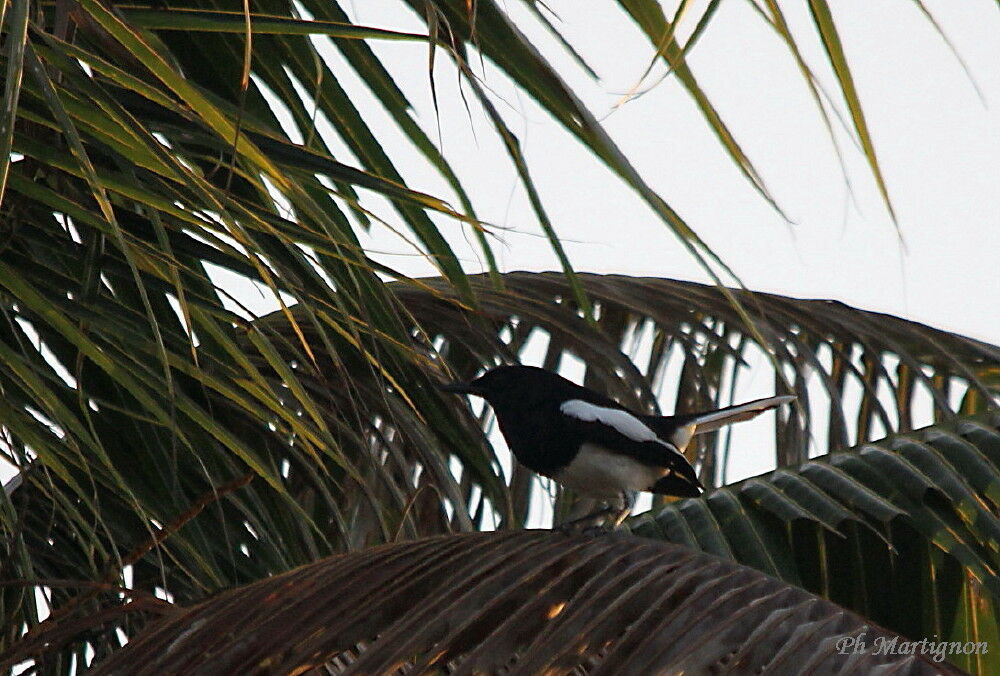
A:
[392,272,999,469]
[16,532,962,675]
[3,269,997,669]
[632,411,1000,674]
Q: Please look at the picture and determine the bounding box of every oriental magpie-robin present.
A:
[441,365,795,526]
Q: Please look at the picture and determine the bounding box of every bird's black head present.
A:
[439,364,575,408]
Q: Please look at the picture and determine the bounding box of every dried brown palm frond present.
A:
[80,532,962,675]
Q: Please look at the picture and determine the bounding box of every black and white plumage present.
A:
[441,365,794,514]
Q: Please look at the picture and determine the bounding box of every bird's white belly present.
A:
[553,443,667,499]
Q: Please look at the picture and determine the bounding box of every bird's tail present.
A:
[681,395,796,434]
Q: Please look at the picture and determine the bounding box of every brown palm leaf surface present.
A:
[84,532,964,675]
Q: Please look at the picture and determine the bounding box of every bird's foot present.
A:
[557,521,606,536]
[555,515,632,537]
[555,500,633,536]
[554,507,613,534]
[580,524,614,537]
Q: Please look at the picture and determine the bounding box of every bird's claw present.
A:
[555,520,631,537]
[556,521,604,536]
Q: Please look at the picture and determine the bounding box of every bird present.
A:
[440,364,795,528]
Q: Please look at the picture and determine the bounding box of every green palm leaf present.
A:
[632,413,1000,674]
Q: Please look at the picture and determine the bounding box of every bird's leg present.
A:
[556,507,613,532]
[608,491,635,529]
[555,503,616,533]
[556,492,634,534]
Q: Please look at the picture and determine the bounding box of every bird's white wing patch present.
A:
[560,399,658,443]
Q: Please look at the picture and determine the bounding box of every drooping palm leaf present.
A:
[231,271,1000,532]
[2,2,497,661]
[391,272,999,469]
[17,532,963,674]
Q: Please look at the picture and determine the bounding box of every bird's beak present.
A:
[438,381,484,396]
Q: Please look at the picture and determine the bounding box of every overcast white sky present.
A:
[333,0,998,345]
